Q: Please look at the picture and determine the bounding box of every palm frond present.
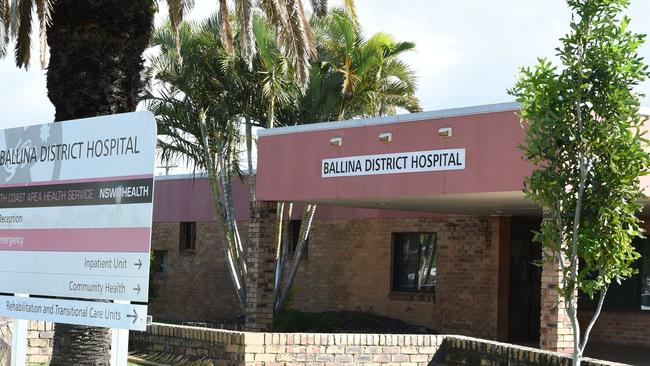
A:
[167,0,195,63]
[9,0,18,37]
[14,0,31,68]
[309,0,327,17]
[282,0,314,90]
[35,0,52,67]
[218,0,233,53]
[236,0,255,69]
[259,0,288,28]
[0,0,9,58]
[343,0,358,29]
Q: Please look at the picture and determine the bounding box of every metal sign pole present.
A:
[110,301,130,366]
[10,294,28,366]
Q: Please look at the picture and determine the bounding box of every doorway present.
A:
[508,217,542,345]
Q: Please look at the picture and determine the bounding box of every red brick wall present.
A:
[579,310,650,348]
[149,222,245,323]
[287,216,502,339]
[150,216,503,339]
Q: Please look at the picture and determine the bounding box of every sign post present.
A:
[0,112,156,365]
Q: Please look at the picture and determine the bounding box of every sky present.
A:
[1,1,650,128]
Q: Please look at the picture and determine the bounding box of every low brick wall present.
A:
[243,331,442,364]
[131,324,443,365]
[436,336,624,366]
[130,323,627,366]
[129,323,245,365]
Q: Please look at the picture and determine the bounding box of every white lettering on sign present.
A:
[322,149,466,178]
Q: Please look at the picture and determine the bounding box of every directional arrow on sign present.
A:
[126,309,138,324]
[0,295,148,330]
[133,284,141,295]
[134,259,143,270]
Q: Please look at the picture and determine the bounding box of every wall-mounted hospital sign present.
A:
[322,148,465,178]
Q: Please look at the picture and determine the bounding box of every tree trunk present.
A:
[46,0,154,364]
[47,0,154,121]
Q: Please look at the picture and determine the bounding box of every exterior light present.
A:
[438,127,453,138]
[330,137,343,146]
[379,132,392,142]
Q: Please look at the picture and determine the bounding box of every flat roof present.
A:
[257,102,650,137]
[257,102,520,137]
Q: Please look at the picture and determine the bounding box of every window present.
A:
[289,220,308,257]
[152,250,169,274]
[392,233,437,293]
[579,238,650,311]
[179,222,196,252]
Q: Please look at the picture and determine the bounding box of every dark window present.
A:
[580,238,650,311]
[641,241,650,310]
[289,220,308,257]
[152,250,169,274]
[393,233,437,293]
[179,222,196,252]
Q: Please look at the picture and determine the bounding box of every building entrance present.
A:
[508,217,542,345]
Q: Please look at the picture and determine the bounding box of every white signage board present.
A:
[322,148,466,178]
[0,295,148,331]
[0,112,156,329]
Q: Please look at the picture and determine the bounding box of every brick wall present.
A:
[151,215,504,338]
[150,214,650,348]
[0,320,54,366]
[579,310,650,348]
[130,323,623,366]
[26,321,54,364]
[149,222,245,324]
[244,331,442,365]
[129,323,244,365]
[287,216,502,339]
[435,336,622,366]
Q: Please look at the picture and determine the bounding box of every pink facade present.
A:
[153,102,650,220]
[256,104,531,211]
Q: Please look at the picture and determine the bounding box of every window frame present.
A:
[152,249,169,275]
[389,232,437,301]
[179,221,197,253]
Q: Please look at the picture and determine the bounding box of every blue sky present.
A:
[1,0,650,129]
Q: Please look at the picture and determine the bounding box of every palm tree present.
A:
[144,12,311,313]
[3,0,162,363]
[279,8,421,124]
[0,0,333,363]
[144,14,255,306]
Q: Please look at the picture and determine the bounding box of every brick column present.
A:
[539,250,574,353]
[245,201,278,331]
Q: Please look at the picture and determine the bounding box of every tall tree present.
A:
[0,0,327,363]
[0,0,189,364]
[509,1,649,365]
[145,7,421,316]
[280,8,421,124]
[272,9,420,313]
[144,14,255,304]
